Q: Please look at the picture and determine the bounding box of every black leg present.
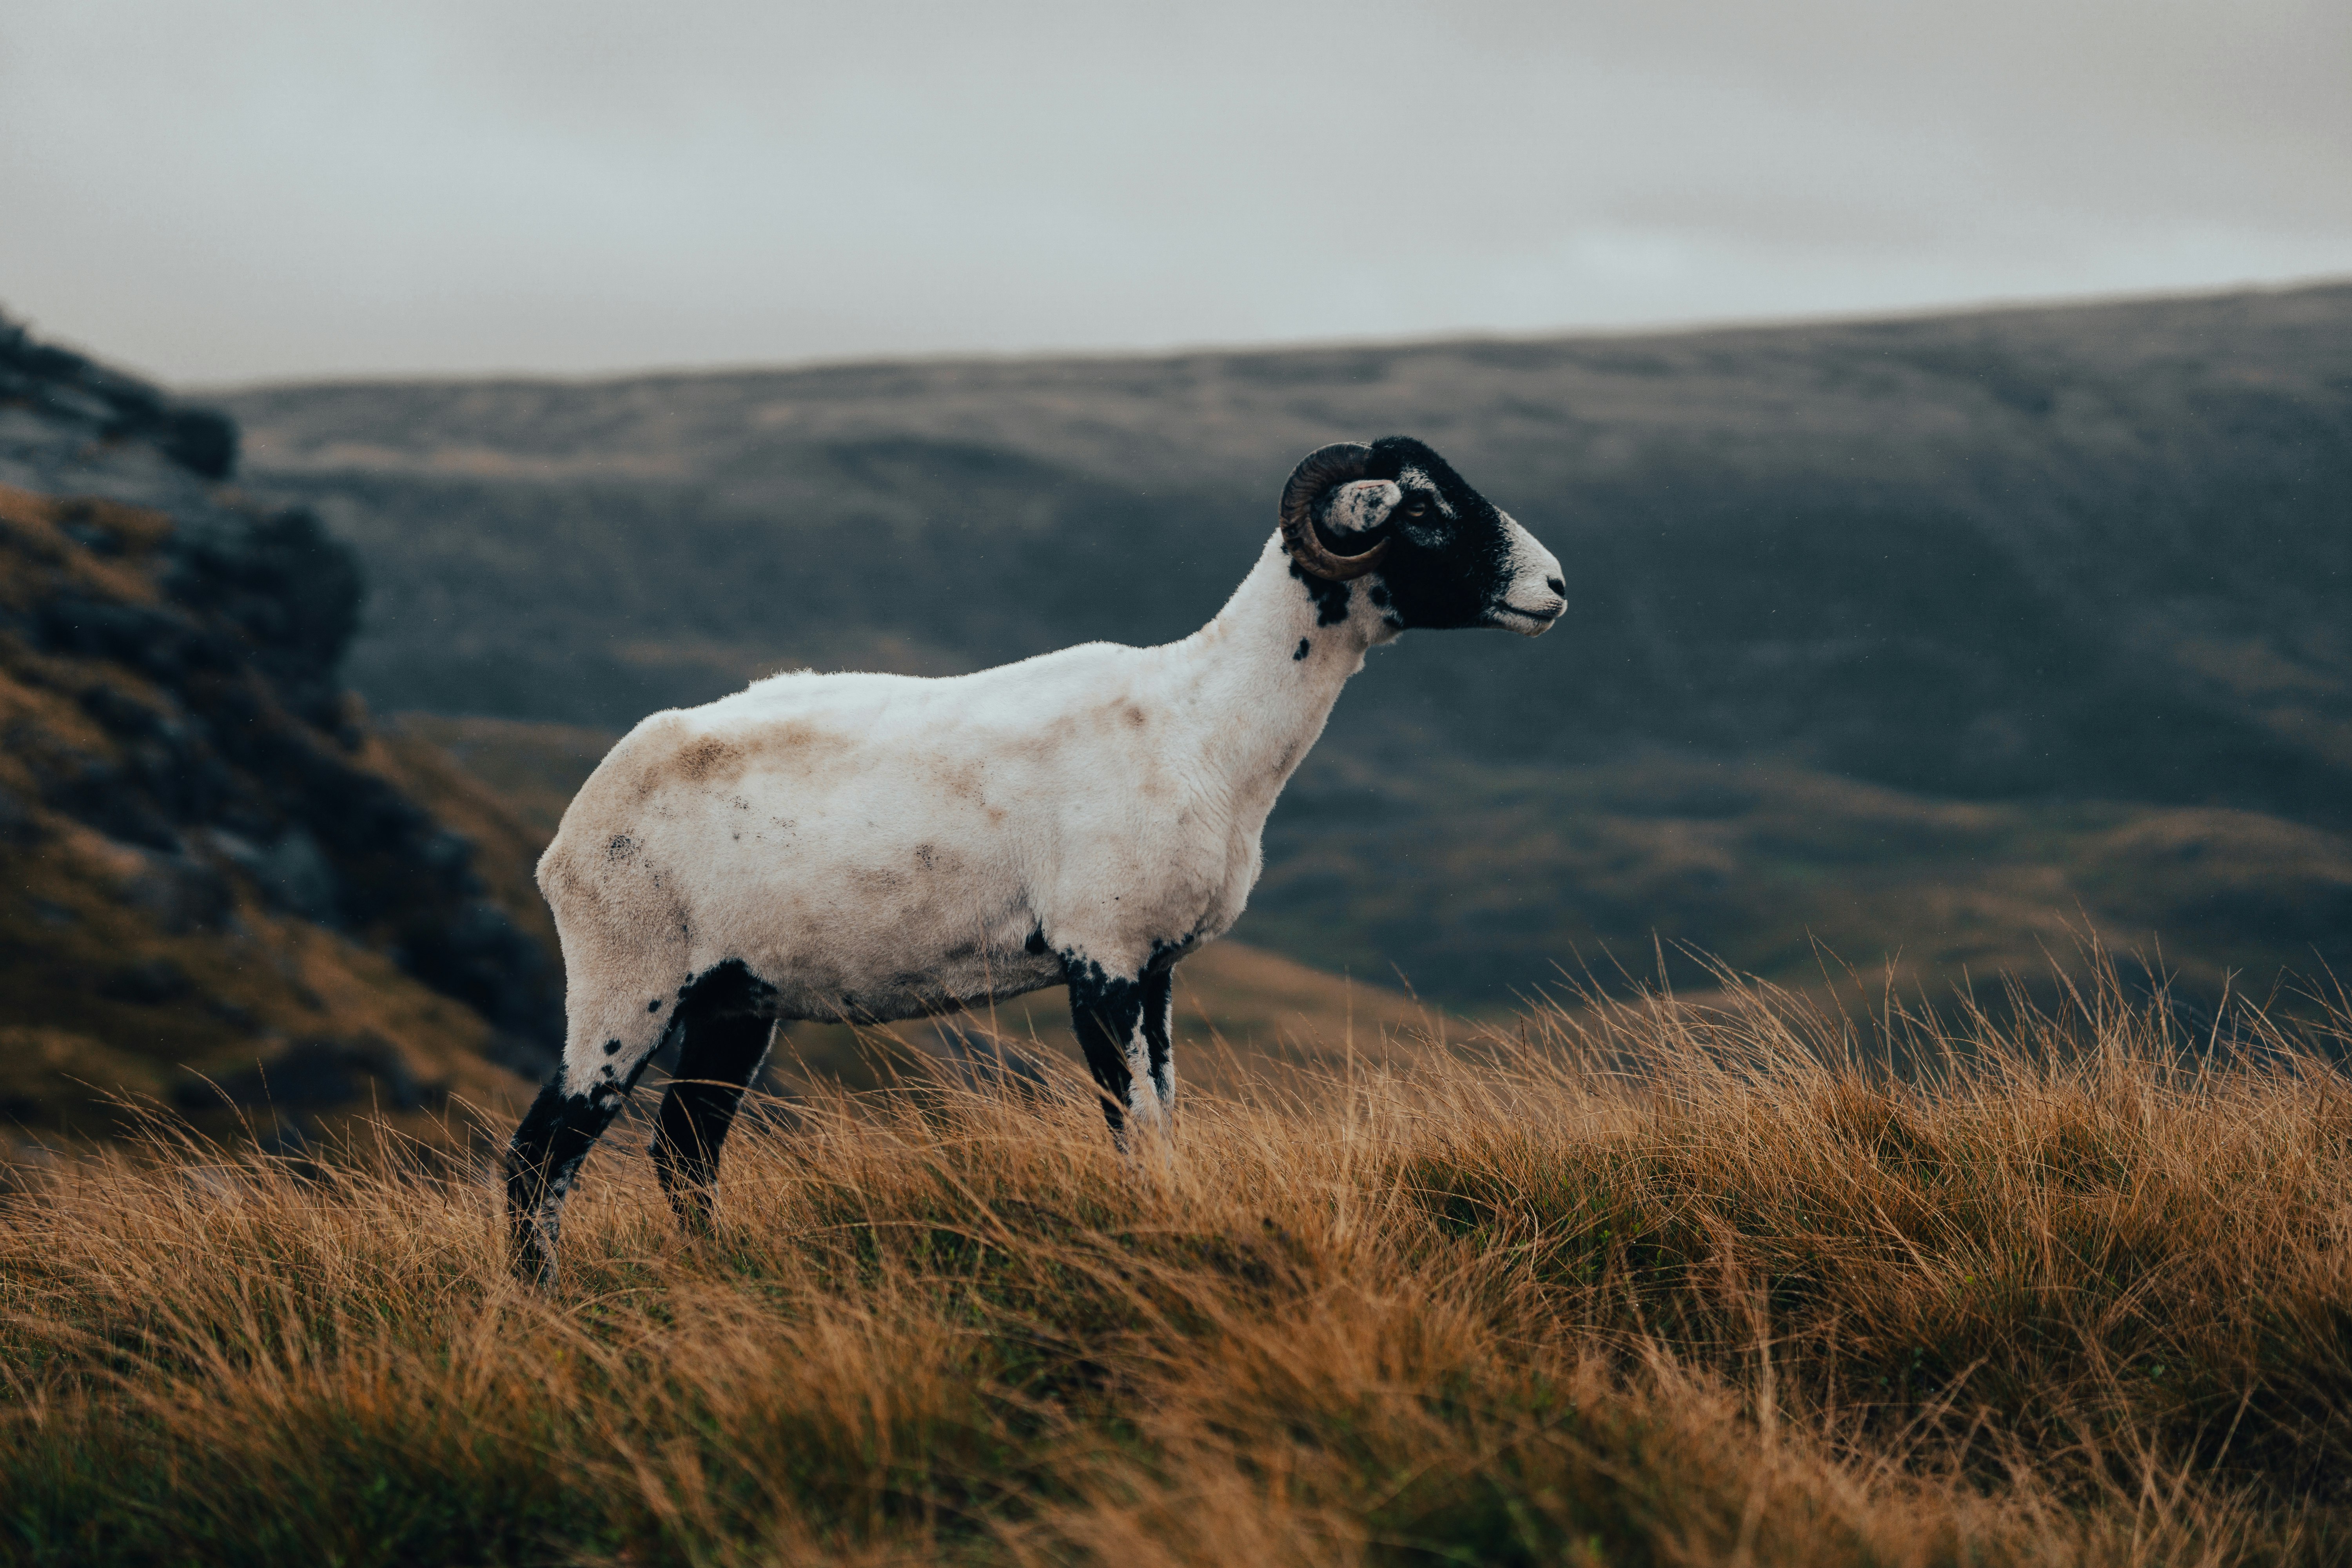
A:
[505,1074,633,1285]
[650,1010,774,1230]
[1065,956,1147,1148]
[1141,967,1175,1112]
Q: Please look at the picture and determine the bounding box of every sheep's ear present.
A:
[1323,479,1401,540]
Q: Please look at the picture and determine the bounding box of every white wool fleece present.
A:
[542,532,1405,1095]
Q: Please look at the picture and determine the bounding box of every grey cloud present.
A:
[0,0,2342,382]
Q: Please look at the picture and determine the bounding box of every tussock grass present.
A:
[3,962,2349,1565]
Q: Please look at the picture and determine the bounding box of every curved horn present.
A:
[1278,442,1391,581]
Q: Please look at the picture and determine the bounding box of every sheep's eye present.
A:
[1403,495,1430,515]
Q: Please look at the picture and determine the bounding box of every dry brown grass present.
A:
[2,959,2348,1566]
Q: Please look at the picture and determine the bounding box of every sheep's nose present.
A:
[1545,575,1566,597]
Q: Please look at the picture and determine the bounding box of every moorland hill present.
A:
[218,285,2352,1006]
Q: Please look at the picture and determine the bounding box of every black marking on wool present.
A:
[1288,557,1354,626]
[646,998,662,1013]
[1293,638,1311,661]
[603,1038,620,1055]
[675,958,781,1022]
[1024,925,1051,956]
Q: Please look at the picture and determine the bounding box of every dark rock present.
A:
[343,1033,429,1111]
[214,1041,361,1109]
[36,593,219,680]
[211,828,341,926]
[165,506,362,726]
[0,309,238,480]
[261,1114,310,1156]
[208,1037,435,1114]
[0,785,37,848]
[115,853,236,933]
[98,957,194,1005]
[482,1029,560,1081]
[40,758,180,851]
[163,408,237,480]
[400,898,558,1045]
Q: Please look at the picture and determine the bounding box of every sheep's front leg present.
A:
[1142,966,1176,1118]
[1065,956,1171,1151]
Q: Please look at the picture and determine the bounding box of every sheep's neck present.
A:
[1169,534,1387,823]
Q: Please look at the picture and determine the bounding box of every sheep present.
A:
[505,436,1565,1280]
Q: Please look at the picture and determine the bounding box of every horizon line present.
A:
[122,269,2352,397]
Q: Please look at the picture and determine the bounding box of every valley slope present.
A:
[217,285,2352,1006]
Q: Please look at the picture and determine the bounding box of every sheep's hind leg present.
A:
[650,1007,775,1232]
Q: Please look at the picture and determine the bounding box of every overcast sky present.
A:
[3,0,2347,386]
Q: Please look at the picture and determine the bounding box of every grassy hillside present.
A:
[216,283,2352,1008]
[5,969,2348,1564]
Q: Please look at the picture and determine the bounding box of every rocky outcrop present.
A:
[0,310,560,1150]
[1,315,236,480]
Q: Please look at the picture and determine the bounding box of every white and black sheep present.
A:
[506,437,1564,1279]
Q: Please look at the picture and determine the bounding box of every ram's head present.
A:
[1279,437,1565,635]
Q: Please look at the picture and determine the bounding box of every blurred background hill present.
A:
[214,281,2352,1009]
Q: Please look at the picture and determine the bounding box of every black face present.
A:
[1329,436,1525,632]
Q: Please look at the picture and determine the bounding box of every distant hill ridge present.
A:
[214,285,2352,1005]
[221,283,2352,812]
